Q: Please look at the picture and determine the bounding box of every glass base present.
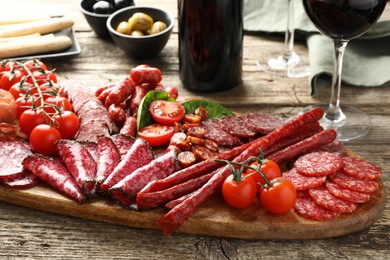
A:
[256,52,310,78]
[300,105,371,142]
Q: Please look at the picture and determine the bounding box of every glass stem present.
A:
[283,0,295,60]
[326,39,348,122]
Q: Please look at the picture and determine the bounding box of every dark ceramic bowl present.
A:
[79,0,111,38]
[107,6,174,59]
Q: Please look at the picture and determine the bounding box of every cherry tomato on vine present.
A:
[19,109,48,136]
[260,178,297,214]
[15,96,42,119]
[138,123,175,147]
[245,159,282,190]
[52,111,79,139]
[0,70,26,91]
[4,61,18,71]
[149,100,185,125]
[43,96,73,113]
[222,174,258,209]
[29,124,61,155]
[23,59,48,72]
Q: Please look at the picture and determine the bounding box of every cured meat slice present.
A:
[80,142,99,163]
[294,151,343,177]
[100,138,154,192]
[0,169,40,189]
[329,171,378,193]
[282,168,326,190]
[325,181,371,203]
[219,115,256,138]
[110,150,177,207]
[110,134,135,159]
[200,119,241,146]
[76,119,111,143]
[341,157,382,180]
[311,139,346,156]
[56,139,97,196]
[244,112,285,134]
[0,133,32,179]
[22,154,86,203]
[95,136,121,190]
[294,190,340,221]
[309,185,357,213]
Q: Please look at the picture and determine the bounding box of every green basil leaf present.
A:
[136,90,171,130]
[180,99,234,119]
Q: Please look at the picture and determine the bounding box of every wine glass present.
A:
[256,0,310,78]
[302,0,387,141]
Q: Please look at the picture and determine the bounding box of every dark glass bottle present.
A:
[178,0,243,92]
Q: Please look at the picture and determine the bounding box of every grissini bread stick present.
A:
[0,32,43,43]
[0,35,72,58]
[0,15,51,26]
[0,16,74,37]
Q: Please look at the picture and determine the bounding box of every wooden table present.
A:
[1,0,389,258]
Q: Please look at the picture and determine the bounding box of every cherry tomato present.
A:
[29,124,61,155]
[0,70,26,91]
[260,178,297,214]
[138,123,175,147]
[15,96,42,119]
[149,100,185,125]
[43,96,73,113]
[46,71,58,83]
[245,159,282,190]
[19,109,48,136]
[222,174,258,209]
[8,82,29,99]
[52,111,79,139]
[23,59,48,72]
[165,86,179,99]
[4,61,18,71]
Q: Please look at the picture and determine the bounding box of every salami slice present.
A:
[341,157,382,180]
[110,134,135,159]
[100,138,154,192]
[219,115,256,138]
[0,133,32,179]
[56,139,97,196]
[110,150,177,207]
[200,119,241,146]
[95,136,121,190]
[22,154,86,203]
[80,142,99,163]
[0,169,40,189]
[294,151,343,177]
[309,185,357,213]
[329,171,378,193]
[325,180,371,203]
[244,112,285,134]
[311,139,346,157]
[294,190,340,221]
[283,167,326,190]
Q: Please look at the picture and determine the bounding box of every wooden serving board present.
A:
[0,173,386,240]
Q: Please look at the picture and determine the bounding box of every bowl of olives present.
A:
[80,0,135,37]
[106,6,174,59]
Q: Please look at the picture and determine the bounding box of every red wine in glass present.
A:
[302,0,387,141]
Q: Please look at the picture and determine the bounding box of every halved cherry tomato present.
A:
[260,178,297,214]
[149,100,185,125]
[19,109,48,136]
[52,111,79,140]
[29,124,61,155]
[222,174,257,209]
[138,123,175,147]
[245,159,282,191]
[43,96,73,113]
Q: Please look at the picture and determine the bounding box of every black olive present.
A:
[113,0,135,10]
[92,1,115,14]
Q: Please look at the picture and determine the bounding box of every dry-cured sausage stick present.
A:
[263,122,323,157]
[108,103,127,126]
[22,154,86,203]
[128,85,149,115]
[130,65,162,86]
[95,82,116,97]
[104,76,135,108]
[267,129,337,165]
[157,107,324,236]
[110,150,177,207]
[141,138,258,194]
[119,116,137,137]
[164,191,193,210]
[56,139,97,196]
[136,171,216,209]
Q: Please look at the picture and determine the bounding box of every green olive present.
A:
[131,30,144,37]
[128,12,154,31]
[147,21,167,35]
[115,21,132,35]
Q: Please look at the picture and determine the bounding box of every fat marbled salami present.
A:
[325,180,371,203]
[341,157,382,180]
[329,171,379,193]
[282,167,326,190]
[309,185,357,213]
[219,115,256,138]
[200,119,241,146]
[294,151,343,177]
[244,112,285,134]
[0,169,40,189]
